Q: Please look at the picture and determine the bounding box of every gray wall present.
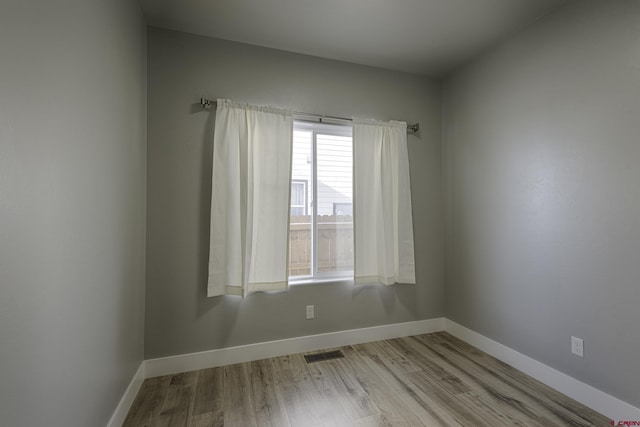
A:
[0,1,147,426]
[443,0,640,407]
[145,28,443,359]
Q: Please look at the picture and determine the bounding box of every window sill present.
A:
[289,277,354,286]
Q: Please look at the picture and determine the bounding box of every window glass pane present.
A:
[289,131,313,278]
[316,133,353,274]
[291,180,306,214]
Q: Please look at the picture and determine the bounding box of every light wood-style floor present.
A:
[124,332,609,426]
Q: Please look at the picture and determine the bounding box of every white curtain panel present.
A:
[353,119,416,285]
[208,99,293,297]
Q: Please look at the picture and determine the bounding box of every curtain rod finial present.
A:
[200,97,213,108]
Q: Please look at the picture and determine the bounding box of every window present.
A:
[289,120,353,281]
[290,180,308,216]
[333,202,352,216]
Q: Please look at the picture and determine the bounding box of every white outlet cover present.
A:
[571,336,584,357]
[306,305,314,319]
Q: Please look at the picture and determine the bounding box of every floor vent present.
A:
[304,350,344,363]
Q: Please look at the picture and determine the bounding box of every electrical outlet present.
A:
[306,305,314,319]
[571,336,584,357]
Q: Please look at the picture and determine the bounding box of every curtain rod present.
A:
[199,98,419,133]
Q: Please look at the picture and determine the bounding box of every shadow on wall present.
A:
[352,282,419,318]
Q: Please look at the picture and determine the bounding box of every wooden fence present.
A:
[289,215,353,276]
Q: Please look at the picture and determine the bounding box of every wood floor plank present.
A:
[362,339,422,375]
[124,332,610,427]
[187,411,224,427]
[410,336,568,424]
[191,367,223,416]
[406,369,495,427]
[436,333,608,424]
[413,334,608,426]
[313,386,354,426]
[457,390,561,427]
[314,353,377,421]
[188,367,223,426]
[169,371,198,388]
[353,342,483,427]
[341,344,443,426]
[391,337,472,396]
[270,354,323,426]
[149,371,198,427]
[223,363,258,427]
[247,359,291,427]
[151,382,194,427]
[302,348,366,426]
[123,375,172,427]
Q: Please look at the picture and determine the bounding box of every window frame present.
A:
[289,119,354,284]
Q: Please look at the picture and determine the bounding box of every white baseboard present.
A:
[106,362,145,427]
[144,317,445,378]
[443,319,640,421]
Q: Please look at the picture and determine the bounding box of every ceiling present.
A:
[139,0,568,77]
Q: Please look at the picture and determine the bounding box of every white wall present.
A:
[0,1,147,425]
[444,0,640,408]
